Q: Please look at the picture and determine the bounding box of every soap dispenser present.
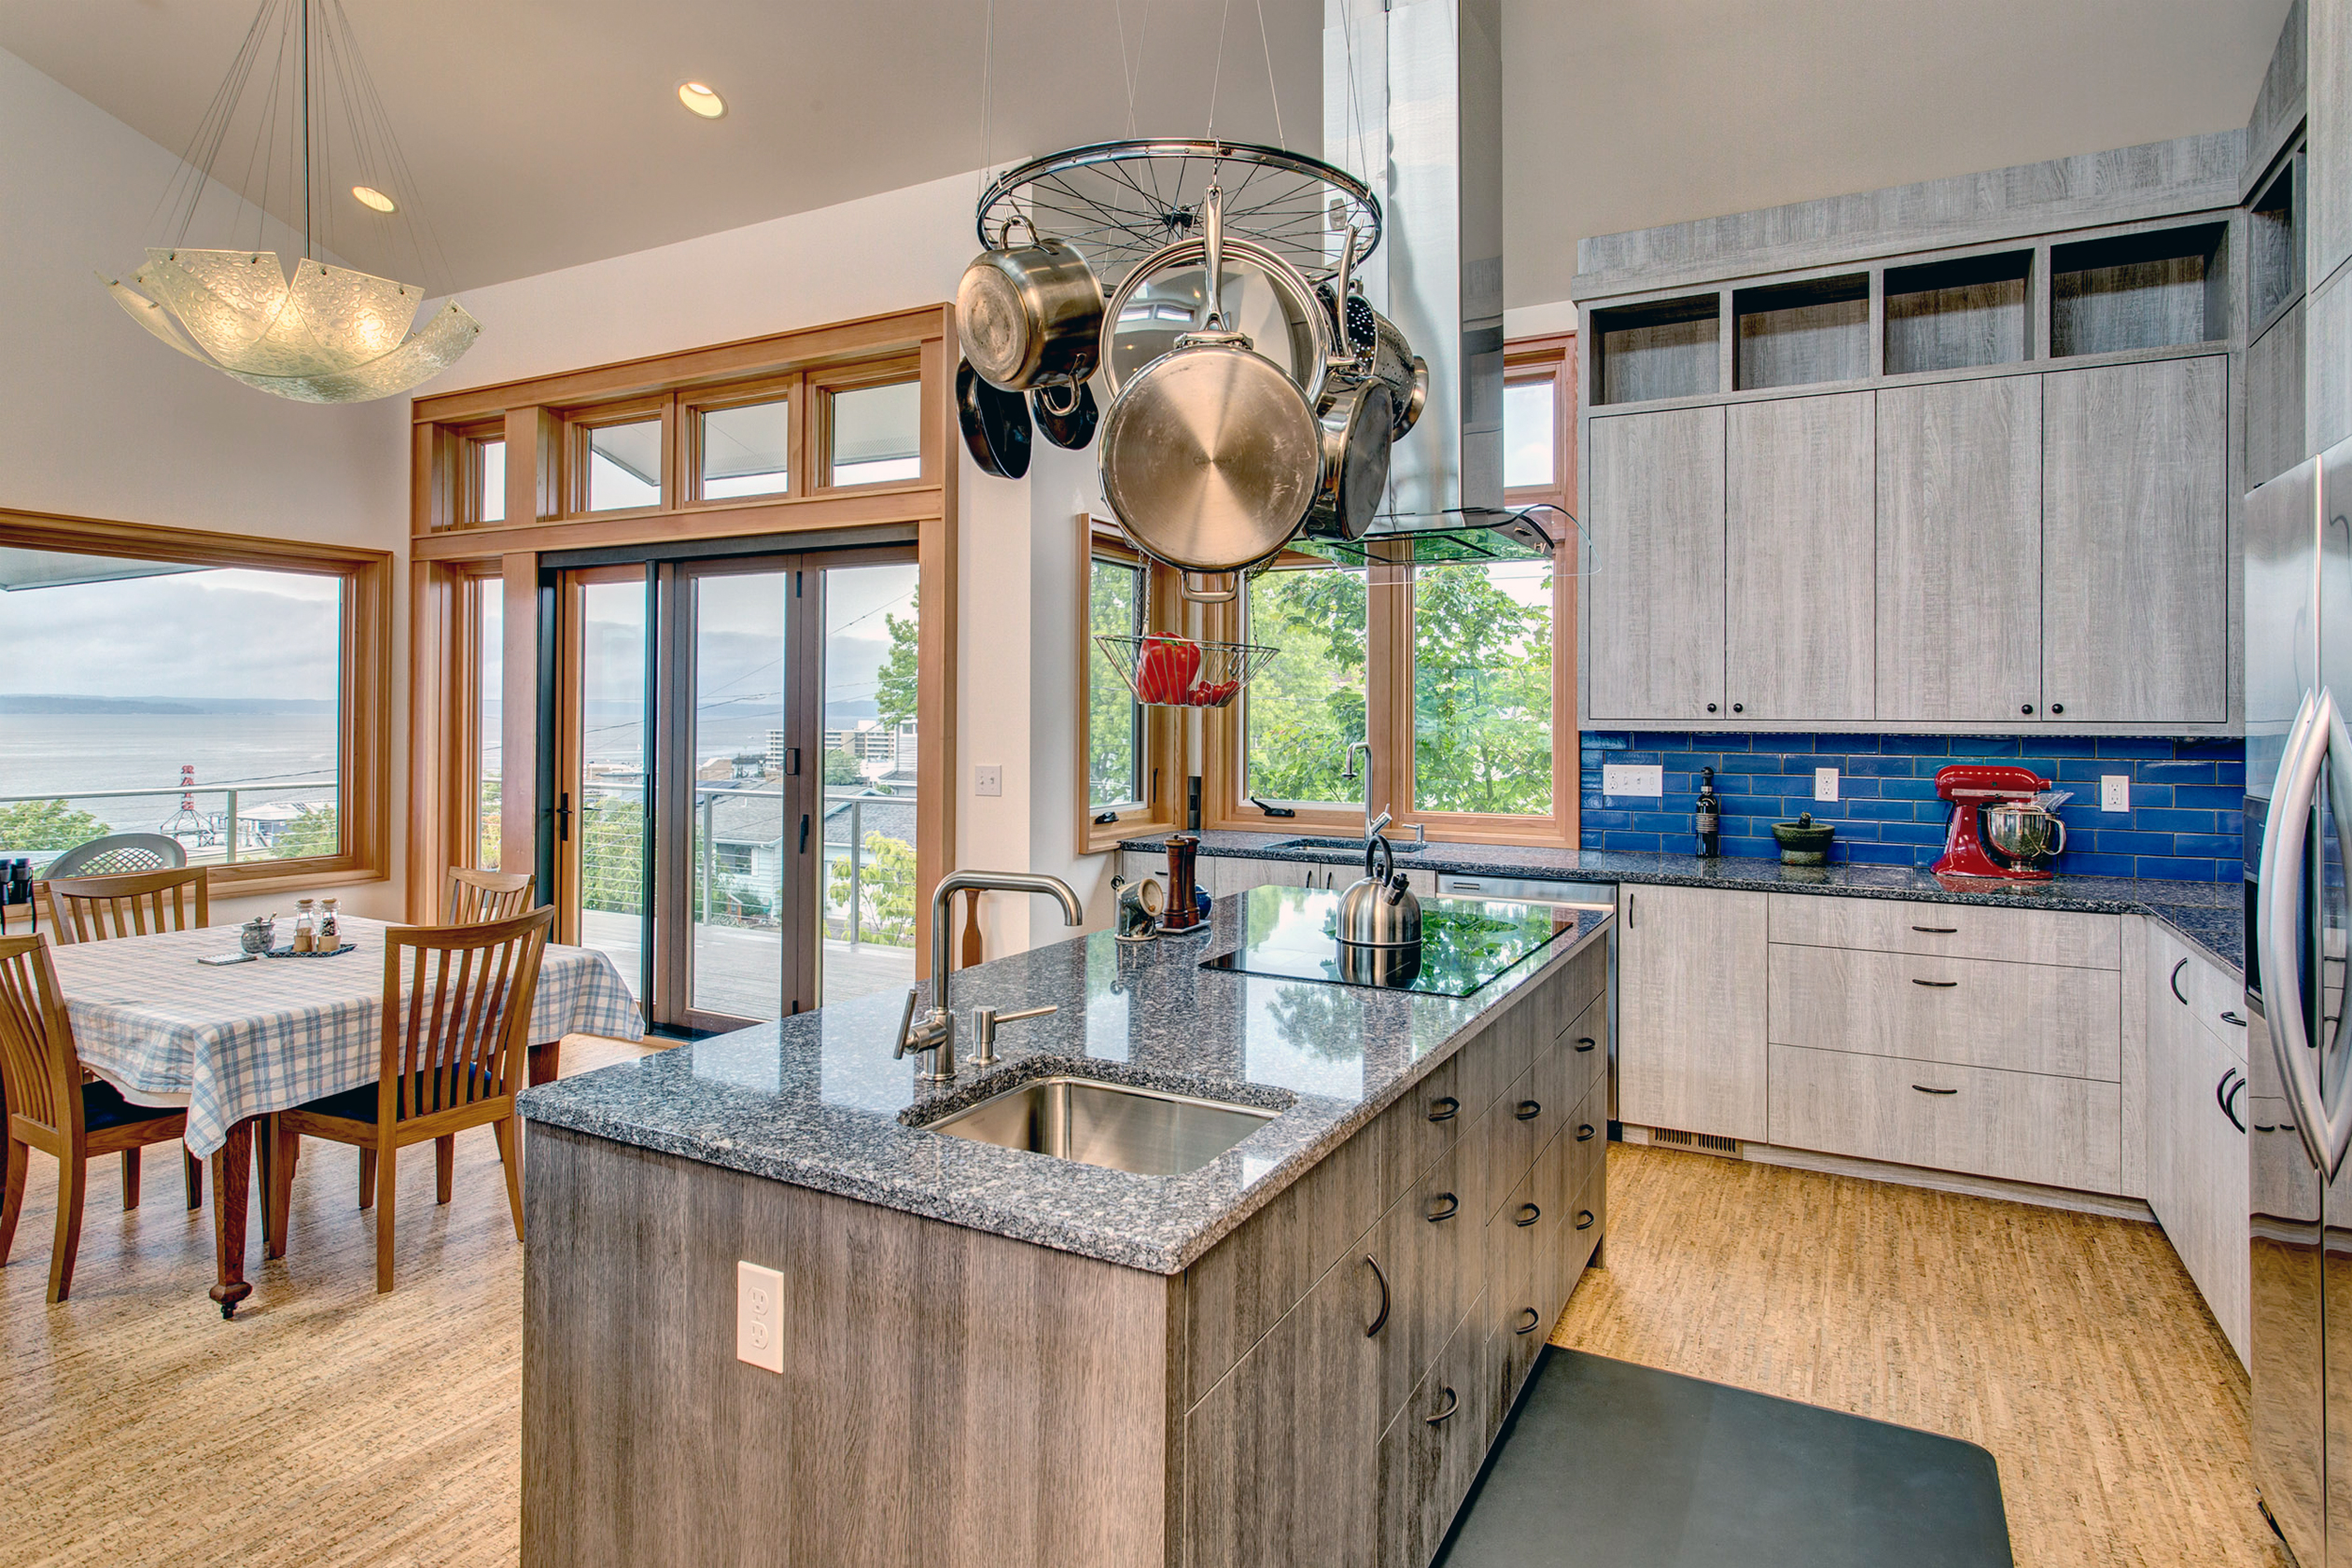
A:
[1694,766,1721,858]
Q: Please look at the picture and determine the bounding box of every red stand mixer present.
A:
[1932,764,2069,882]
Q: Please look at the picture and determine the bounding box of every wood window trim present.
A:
[1075,516,1183,857]
[561,395,676,521]
[676,371,800,514]
[811,356,924,494]
[0,507,392,893]
[405,562,502,919]
[410,303,959,957]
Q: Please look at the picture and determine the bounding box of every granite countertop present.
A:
[1122,831,2244,978]
[520,889,1611,1276]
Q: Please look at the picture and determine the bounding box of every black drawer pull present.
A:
[1424,1387,1460,1426]
[1427,1096,1460,1123]
[1574,1036,1597,1054]
[1426,1192,1461,1223]
[1576,1124,1597,1142]
[2221,1011,2247,1027]
[1911,978,1957,988]
[1515,1203,1541,1227]
[1574,1210,1595,1231]
[1515,1307,1542,1335]
[1913,1085,1959,1096]
[1911,925,1958,934]
[2219,1070,2247,1133]
[1364,1254,1390,1337]
[2169,959,2190,1005]
[1515,1099,1543,1121]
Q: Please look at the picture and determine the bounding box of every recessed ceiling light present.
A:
[351,185,396,213]
[678,81,726,119]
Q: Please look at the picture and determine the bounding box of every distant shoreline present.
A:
[0,694,337,716]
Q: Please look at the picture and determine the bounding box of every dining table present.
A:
[45,914,644,1316]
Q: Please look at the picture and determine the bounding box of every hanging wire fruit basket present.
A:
[1095,633,1281,709]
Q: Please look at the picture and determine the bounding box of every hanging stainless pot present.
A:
[1301,375,1395,541]
[1098,188,1321,575]
[1097,231,1336,408]
[1032,380,1099,450]
[956,358,1032,480]
[1394,355,1429,438]
[956,218,1102,392]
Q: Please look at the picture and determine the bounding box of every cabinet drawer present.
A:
[1480,1057,1544,1224]
[1555,989,1606,1110]
[2154,928,2248,1063]
[1551,1161,1606,1318]
[1767,894,2119,969]
[1544,941,1608,1035]
[1370,1141,1476,1431]
[1767,1043,2122,1193]
[1376,1296,1491,1568]
[1561,1079,1607,1206]
[1768,943,2121,1080]
[1375,1050,1468,1209]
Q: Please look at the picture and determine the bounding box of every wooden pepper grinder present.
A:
[1161,834,1202,931]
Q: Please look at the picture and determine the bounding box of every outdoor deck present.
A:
[578,909,915,1021]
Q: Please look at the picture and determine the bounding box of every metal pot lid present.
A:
[1097,233,1335,407]
[1098,343,1319,574]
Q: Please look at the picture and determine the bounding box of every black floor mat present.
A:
[1435,1350,2014,1568]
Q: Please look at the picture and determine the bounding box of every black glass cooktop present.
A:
[1199,885,1582,996]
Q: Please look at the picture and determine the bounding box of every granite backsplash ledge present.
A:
[1580,732,2246,882]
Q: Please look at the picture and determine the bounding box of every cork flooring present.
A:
[1551,1142,2295,1568]
[3,1073,2292,1567]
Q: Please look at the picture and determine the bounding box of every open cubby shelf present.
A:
[2249,156,2302,328]
[1592,295,1719,405]
[2051,222,2229,358]
[1884,251,2030,375]
[1733,274,1868,390]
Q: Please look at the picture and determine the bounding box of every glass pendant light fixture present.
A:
[98,0,479,403]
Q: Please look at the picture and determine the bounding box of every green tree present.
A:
[271,804,341,860]
[1243,563,1367,802]
[875,590,919,731]
[1409,562,1554,815]
[1087,559,1141,805]
[828,831,917,946]
[0,800,112,853]
[823,749,862,786]
[478,777,502,870]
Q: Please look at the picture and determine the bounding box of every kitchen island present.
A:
[518,887,1613,1568]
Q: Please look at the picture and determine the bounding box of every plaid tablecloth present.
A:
[49,916,644,1155]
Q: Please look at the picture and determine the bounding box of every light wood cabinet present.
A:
[2041,357,2229,723]
[2315,0,2351,287]
[1766,893,2121,969]
[2146,925,2250,1365]
[1874,376,2044,722]
[1586,407,1728,722]
[2248,301,2308,486]
[1617,884,1768,1141]
[1726,392,1876,721]
[1767,943,2121,1081]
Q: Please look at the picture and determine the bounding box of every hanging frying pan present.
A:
[1098,187,1320,575]
[1032,380,1099,450]
[1302,377,1396,541]
[957,357,1031,479]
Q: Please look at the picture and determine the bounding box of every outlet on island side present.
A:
[737,1260,784,1374]
[2100,775,2130,813]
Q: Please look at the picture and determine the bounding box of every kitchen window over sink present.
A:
[1073,518,1182,855]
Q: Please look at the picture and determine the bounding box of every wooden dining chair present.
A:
[267,906,554,1292]
[37,866,208,1207]
[0,934,200,1302]
[43,866,210,946]
[445,867,534,924]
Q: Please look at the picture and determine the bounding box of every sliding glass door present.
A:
[551,546,917,1034]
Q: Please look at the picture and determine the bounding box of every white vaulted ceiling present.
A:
[0,0,2293,306]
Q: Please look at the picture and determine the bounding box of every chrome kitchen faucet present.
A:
[894,870,1085,1083]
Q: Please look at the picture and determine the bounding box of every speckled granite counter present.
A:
[1124,832,2245,978]
[519,891,1610,1275]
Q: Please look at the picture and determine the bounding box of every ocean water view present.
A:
[0,711,341,834]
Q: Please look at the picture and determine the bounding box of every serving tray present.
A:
[262,943,357,959]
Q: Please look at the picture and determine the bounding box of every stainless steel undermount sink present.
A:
[921,1076,1276,1176]
[1266,835,1424,854]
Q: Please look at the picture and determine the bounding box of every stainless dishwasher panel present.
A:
[1436,875,1620,1124]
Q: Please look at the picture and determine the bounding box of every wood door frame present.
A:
[549,563,656,1006]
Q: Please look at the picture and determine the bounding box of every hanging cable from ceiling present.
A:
[1253,0,1283,148]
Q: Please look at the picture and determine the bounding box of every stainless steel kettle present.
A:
[1337,834,1421,949]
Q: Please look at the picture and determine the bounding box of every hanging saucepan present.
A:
[1097,231,1336,408]
[956,217,1102,392]
[1301,375,1396,541]
[1099,187,1321,581]
[956,358,1032,480]
[1032,380,1099,450]
[1394,355,1429,438]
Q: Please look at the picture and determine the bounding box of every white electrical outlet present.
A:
[974,763,1003,797]
[1601,763,1663,797]
[737,1260,784,1374]
[2100,775,2130,813]
[1813,767,1840,802]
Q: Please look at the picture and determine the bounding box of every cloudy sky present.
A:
[0,564,341,701]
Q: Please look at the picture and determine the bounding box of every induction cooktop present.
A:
[1199,885,1582,996]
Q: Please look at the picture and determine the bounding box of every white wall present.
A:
[424,169,1113,953]
[0,46,413,923]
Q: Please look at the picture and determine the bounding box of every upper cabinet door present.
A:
[2315,0,2351,286]
[1586,407,1727,722]
[1725,392,1875,721]
[1875,376,2043,723]
[2042,357,2229,725]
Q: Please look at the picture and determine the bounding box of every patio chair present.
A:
[0,934,200,1301]
[38,833,187,879]
[268,907,553,1292]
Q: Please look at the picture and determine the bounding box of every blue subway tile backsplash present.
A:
[1579,732,2247,882]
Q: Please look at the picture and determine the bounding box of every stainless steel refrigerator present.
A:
[2249,438,2352,1564]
